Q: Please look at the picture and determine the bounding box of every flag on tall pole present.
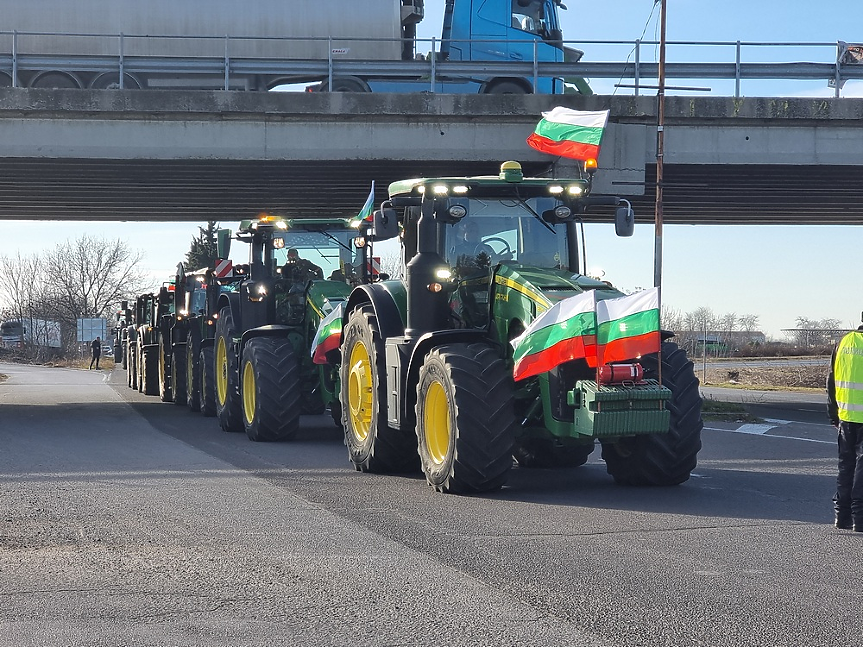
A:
[511,290,598,382]
[526,107,609,161]
[351,181,375,226]
[595,287,661,366]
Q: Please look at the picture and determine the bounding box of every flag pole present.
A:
[654,0,667,389]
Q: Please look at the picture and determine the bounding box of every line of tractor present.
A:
[114,161,703,495]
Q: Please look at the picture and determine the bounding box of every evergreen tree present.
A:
[185,222,220,270]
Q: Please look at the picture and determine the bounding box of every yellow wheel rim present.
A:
[216,336,228,405]
[242,359,256,425]
[424,380,451,465]
[347,340,373,440]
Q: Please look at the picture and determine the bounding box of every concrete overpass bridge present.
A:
[0,88,861,224]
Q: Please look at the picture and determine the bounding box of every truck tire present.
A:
[513,438,595,469]
[241,337,301,442]
[142,346,159,396]
[340,306,418,473]
[171,345,187,406]
[215,307,243,432]
[158,336,173,403]
[600,341,703,486]
[186,328,202,412]
[415,343,517,494]
[199,345,216,417]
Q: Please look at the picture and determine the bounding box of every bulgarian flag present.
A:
[311,302,345,365]
[526,107,609,161]
[350,180,375,227]
[595,287,661,365]
[511,290,598,382]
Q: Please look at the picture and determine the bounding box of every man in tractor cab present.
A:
[282,248,323,283]
[451,221,495,270]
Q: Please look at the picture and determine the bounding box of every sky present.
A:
[3,1,863,339]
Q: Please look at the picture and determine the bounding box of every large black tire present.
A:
[415,343,517,494]
[600,341,703,486]
[158,336,173,403]
[127,341,137,389]
[142,346,159,396]
[340,306,418,473]
[186,328,202,412]
[241,337,301,442]
[215,307,243,432]
[199,345,216,417]
[171,345,187,407]
[513,438,595,469]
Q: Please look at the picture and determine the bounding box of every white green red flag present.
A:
[350,181,375,226]
[511,290,597,382]
[311,302,345,365]
[526,107,609,161]
[595,287,661,365]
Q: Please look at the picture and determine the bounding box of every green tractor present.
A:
[213,215,366,441]
[131,288,173,397]
[335,161,703,493]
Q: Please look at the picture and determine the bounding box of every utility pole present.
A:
[654,0,667,385]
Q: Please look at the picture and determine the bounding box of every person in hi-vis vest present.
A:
[826,312,863,531]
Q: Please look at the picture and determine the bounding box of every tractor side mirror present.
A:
[615,201,635,237]
[217,228,232,259]
[372,207,399,241]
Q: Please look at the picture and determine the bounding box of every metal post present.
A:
[12,31,17,88]
[735,40,741,98]
[654,0,667,385]
[430,37,436,92]
[835,41,842,98]
[634,39,640,97]
[224,35,230,90]
[119,33,125,89]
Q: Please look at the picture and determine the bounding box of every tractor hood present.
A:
[496,263,624,311]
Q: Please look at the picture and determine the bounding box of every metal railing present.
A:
[1,31,860,96]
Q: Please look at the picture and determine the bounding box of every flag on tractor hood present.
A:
[510,287,661,381]
[311,302,345,365]
[526,107,609,161]
[350,180,375,226]
[596,287,661,366]
[511,290,598,382]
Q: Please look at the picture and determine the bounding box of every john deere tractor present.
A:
[335,161,702,493]
[131,288,173,397]
[213,215,365,441]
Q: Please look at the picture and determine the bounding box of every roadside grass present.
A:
[700,397,760,423]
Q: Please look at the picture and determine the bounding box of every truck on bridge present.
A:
[1,0,584,94]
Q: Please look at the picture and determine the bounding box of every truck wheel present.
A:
[215,307,243,432]
[340,306,418,473]
[513,438,595,469]
[600,341,703,486]
[158,336,173,403]
[415,343,517,494]
[199,345,216,417]
[171,345,187,406]
[241,337,301,442]
[186,328,201,412]
[142,346,159,396]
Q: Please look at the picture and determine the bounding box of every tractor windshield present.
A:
[443,197,570,272]
[273,229,359,283]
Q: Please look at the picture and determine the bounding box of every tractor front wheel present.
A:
[215,307,243,432]
[340,306,417,473]
[199,345,216,417]
[186,328,201,412]
[415,343,517,494]
[158,336,173,403]
[172,345,187,407]
[600,341,703,486]
[241,337,300,442]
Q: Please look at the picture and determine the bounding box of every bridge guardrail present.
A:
[0,31,860,96]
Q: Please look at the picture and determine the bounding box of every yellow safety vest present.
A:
[834,331,863,423]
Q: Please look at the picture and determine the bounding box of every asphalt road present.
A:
[1,361,860,647]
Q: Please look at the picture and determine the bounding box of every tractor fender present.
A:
[239,324,294,357]
[216,292,240,318]
[402,329,504,429]
[343,283,405,340]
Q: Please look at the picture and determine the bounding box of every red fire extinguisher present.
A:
[597,363,644,384]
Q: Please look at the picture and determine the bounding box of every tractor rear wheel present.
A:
[600,341,703,486]
[199,345,216,417]
[142,346,159,396]
[186,328,201,412]
[241,337,300,441]
[215,307,243,432]
[158,336,173,403]
[171,345,187,406]
[340,306,418,473]
[127,342,137,389]
[415,343,517,494]
[513,438,595,469]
